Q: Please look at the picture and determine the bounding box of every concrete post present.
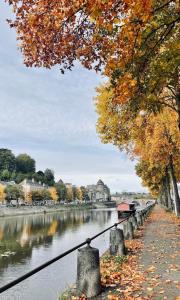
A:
[110,228,117,255]
[129,221,134,239]
[143,211,146,221]
[130,215,138,230]
[127,220,134,239]
[123,221,128,240]
[141,212,145,223]
[110,228,126,256]
[77,245,101,298]
[136,212,143,226]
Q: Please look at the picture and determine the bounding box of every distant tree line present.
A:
[0,149,89,203]
[0,183,89,204]
[0,148,55,186]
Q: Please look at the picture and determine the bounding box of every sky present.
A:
[0,2,146,193]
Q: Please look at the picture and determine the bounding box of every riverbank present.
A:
[0,204,94,217]
[0,201,116,217]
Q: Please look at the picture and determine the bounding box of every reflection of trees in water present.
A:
[0,235,53,275]
[0,210,112,274]
[0,210,112,242]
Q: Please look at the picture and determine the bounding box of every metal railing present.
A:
[0,215,131,294]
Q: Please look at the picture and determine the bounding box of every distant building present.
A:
[57,179,64,185]
[86,179,111,202]
[111,194,122,203]
[65,183,73,189]
[19,179,48,202]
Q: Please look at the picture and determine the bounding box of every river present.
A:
[0,208,118,300]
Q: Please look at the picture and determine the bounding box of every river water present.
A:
[0,208,119,300]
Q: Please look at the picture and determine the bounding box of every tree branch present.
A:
[153,0,174,13]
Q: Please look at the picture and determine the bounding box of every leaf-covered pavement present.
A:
[138,206,180,300]
[99,206,180,300]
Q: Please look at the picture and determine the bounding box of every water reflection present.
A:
[0,210,112,276]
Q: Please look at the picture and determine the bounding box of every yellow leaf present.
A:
[147,266,156,272]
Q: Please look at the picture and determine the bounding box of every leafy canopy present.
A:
[96,83,180,194]
[6,0,180,123]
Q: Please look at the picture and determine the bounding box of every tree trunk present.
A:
[162,177,169,208]
[165,168,173,211]
[159,179,168,208]
[158,188,163,206]
[176,95,180,130]
[169,157,180,217]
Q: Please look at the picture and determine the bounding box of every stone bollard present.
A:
[109,228,126,256]
[123,221,128,240]
[136,212,143,226]
[126,220,134,239]
[142,212,145,220]
[144,210,147,219]
[140,212,144,225]
[141,212,145,222]
[141,211,145,224]
[130,215,138,230]
[77,244,101,298]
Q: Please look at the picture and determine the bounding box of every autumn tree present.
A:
[5,184,24,203]
[55,180,67,201]
[66,186,73,202]
[95,84,134,150]
[41,189,51,201]
[31,190,43,202]
[80,186,90,202]
[0,184,6,202]
[26,191,32,203]
[72,186,78,200]
[96,84,180,215]
[6,0,180,125]
[132,109,180,215]
[135,160,173,210]
[49,187,58,202]
[76,187,83,201]
[31,190,51,202]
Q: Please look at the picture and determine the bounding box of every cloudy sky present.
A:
[0,2,146,193]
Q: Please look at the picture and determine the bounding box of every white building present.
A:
[86,179,111,202]
[19,179,48,202]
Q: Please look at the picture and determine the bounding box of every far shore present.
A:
[0,201,116,218]
[0,204,94,218]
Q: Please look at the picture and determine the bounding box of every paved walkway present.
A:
[95,205,180,300]
[139,206,180,300]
